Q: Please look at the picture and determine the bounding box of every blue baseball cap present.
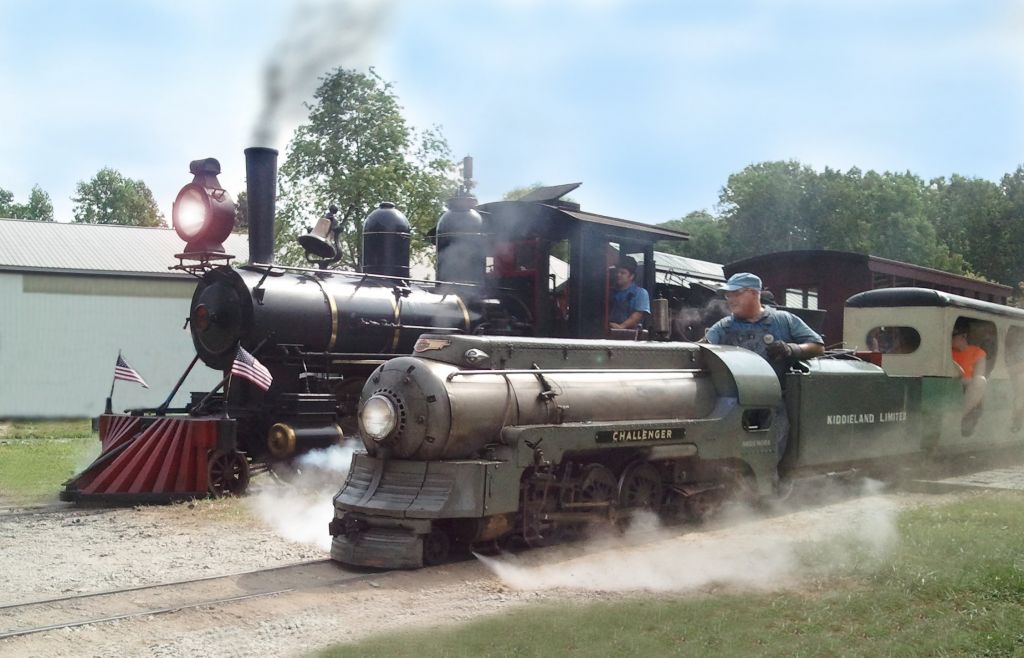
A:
[720,272,762,292]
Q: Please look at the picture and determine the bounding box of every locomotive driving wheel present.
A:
[617,462,664,512]
[422,530,451,566]
[207,450,251,496]
[577,464,618,505]
[521,476,562,547]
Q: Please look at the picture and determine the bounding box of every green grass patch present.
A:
[0,420,98,503]
[0,418,93,440]
[314,492,1024,658]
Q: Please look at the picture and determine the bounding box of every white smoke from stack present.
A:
[478,479,900,592]
[251,0,397,149]
[247,441,358,551]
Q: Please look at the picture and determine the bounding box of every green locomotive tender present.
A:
[330,288,1024,568]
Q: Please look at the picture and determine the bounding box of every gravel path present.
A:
[0,470,980,658]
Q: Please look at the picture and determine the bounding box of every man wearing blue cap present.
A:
[705,272,824,367]
[609,256,650,331]
[705,272,824,465]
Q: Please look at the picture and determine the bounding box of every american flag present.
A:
[231,345,273,391]
[113,353,149,388]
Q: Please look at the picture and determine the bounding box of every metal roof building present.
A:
[0,219,249,418]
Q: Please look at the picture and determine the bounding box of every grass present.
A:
[0,418,94,440]
[313,492,1024,658]
[0,419,97,503]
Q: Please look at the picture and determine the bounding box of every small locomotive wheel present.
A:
[617,462,663,511]
[577,464,618,504]
[207,450,251,497]
[422,530,451,566]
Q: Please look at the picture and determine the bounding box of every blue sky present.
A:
[2,0,1023,227]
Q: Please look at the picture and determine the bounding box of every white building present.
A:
[0,219,248,418]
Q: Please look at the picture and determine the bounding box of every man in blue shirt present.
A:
[705,272,824,466]
[609,256,651,330]
[705,272,823,370]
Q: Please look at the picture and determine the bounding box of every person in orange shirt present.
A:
[952,323,987,430]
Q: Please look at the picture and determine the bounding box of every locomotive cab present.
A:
[476,184,685,341]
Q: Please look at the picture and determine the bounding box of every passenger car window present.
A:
[866,326,921,354]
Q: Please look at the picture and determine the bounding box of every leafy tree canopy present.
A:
[0,185,54,221]
[657,210,730,263]
[276,67,454,267]
[657,160,1019,282]
[72,168,164,227]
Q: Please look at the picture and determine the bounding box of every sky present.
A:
[2,0,1023,228]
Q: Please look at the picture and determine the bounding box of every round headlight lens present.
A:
[361,394,398,442]
[173,185,209,240]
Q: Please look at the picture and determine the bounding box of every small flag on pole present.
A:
[114,353,149,388]
[231,345,273,392]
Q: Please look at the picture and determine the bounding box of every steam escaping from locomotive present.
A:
[477,479,900,593]
[252,0,396,148]
[248,442,358,551]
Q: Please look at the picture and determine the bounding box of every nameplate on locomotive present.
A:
[596,428,684,443]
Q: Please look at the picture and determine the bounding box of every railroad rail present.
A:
[0,559,390,641]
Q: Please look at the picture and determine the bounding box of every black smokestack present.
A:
[244,147,278,265]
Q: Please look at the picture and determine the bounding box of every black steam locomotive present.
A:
[62,148,689,502]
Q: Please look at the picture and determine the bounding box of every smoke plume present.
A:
[252,0,397,148]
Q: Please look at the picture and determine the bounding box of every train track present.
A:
[0,503,120,520]
[0,559,388,641]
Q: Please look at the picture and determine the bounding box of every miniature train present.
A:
[329,288,1024,567]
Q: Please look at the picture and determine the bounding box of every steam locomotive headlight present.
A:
[173,185,208,239]
[172,158,236,254]
[361,394,398,442]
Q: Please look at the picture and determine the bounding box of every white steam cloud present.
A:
[252,0,397,148]
[478,479,899,592]
[247,441,358,551]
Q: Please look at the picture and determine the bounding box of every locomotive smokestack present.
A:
[244,147,278,265]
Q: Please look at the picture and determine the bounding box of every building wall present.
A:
[0,271,224,418]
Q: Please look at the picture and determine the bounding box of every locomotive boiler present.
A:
[61,147,689,502]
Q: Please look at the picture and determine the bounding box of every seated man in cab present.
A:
[608,256,650,331]
[951,322,987,432]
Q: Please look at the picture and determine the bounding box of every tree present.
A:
[234,190,249,233]
[0,188,13,217]
[72,168,165,226]
[0,185,54,221]
[712,161,967,273]
[657,211,731,263]
[276,68,455,267]
[24,186,54,221]
[718,161,817,257]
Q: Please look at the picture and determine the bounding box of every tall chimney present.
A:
[244,147,278,264]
